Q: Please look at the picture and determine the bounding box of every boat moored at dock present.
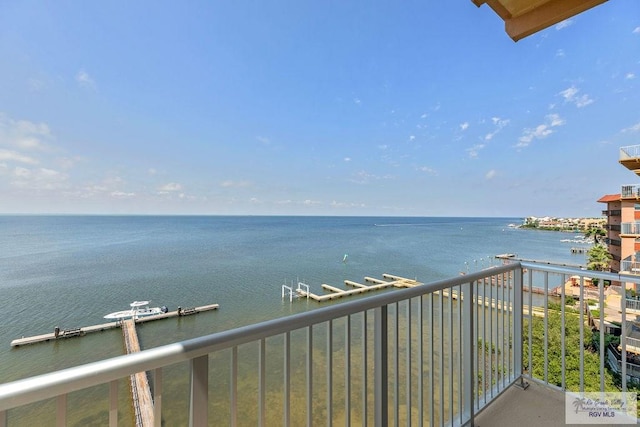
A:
[104,300,168,320]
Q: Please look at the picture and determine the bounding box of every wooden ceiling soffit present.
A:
[473,0,608,41]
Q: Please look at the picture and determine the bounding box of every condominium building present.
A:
[598,145,640,286]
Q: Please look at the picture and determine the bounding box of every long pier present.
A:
[293,273,422,302]
[10,303,219,347]
[122,319,154,427]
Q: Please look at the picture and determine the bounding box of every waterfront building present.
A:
[598,145,640,289]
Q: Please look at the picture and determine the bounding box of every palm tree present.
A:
[586,244,612,286]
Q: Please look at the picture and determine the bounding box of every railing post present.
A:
[374,305,388,427]
[462,280,474,426]
[513,265,528,389]
[189,355,208,427]
[109,380,118,427]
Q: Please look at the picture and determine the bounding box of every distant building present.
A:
[598,145,640,290]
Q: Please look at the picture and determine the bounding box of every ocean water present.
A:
[0,216,585,426]
[0,215,588,424]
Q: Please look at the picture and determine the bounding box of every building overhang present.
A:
[472,0,608,41]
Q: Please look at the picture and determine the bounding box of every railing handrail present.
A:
[0,264,516,412]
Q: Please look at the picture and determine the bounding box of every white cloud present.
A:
[303,199,321,206]
[0,114,52,151]
[626,73,636,80]
[516,114,565,148]
[484,117,509,141]
[11,166,68,190]
[485,169,497,180]
[460,122,469,131]
[256,136,270,145]
[417,166,437,175]
[467,143,485,158]
[633,27,640,34]
[353,98,361,105]
[555,49,565,57]
[220,180,251,188]
[559,85,593,108]
[158,182,182,192]
[110,191,136,198]
[622,122,640,133]
[409,135,416,141]
[555,19,573,30]
[0,149,39,165]
[76,69,96,89]
[344,157,351,162]
[546,113,565,127]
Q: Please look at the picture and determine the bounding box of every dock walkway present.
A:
[295,273,421,302]
[122,320,154,427]
[10,304,219,347]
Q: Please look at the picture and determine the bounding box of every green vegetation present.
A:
[523,311,616,392]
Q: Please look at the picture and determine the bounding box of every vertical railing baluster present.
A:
[448,287,453,424]
[490,277,500,396]
[527,269,533,380]
[543,271,549,384]
[579,276,585,393]
[345,316,351,427]
[154,368,163,427]
[621,284,627,392]
[481,277,487,406]
[259,339,266,427]
[230,348,237,426]
[0,409,5,427]
[110,379,118,427]
[457,284,463,426]
[284,331,291,427]
[513,265,524,387]
[439,290,444,426]
[507,271,512,382]
[405,300,411,427]
[418,296,424,427]
[374,305,388,427]
[394,303,399,427]
[561,274,566,390]
[189,355,208,427]
[429,294,434,427]
[327,320,333,427]
[307,325,313,427]
[599,277,605,392]
[496,276,508,389]
[56,394,66,427]
[362,311,368,427]
[462,280,474,425]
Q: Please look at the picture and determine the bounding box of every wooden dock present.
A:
[10,303,219,347]
[122,319,154,427]
[295,273,422,302]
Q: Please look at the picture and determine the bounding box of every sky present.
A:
[0,1,639,217]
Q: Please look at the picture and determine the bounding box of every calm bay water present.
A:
[0,215,587,386]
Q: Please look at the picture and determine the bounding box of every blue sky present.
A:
[1,1,639,217]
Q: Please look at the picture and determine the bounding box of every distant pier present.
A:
[288,273,422,302]
[10,303,219,347]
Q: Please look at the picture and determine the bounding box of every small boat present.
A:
[104,301,168,320]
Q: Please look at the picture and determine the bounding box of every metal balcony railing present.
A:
[621,222,640,235]
[622,184,640,199]
[0,262,637,426]
[621,260,640,274]
[620,145,640,161]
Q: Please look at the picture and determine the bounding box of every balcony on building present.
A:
[1,261,638,427]
[620,145,640,176]
[620,222,640,237]
[621,184,640,200]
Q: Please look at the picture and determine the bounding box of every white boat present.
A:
[104,301,167,320]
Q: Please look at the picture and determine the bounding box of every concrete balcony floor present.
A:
[475,381,566,427]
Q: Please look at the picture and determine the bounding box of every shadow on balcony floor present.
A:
[476,381,565,427]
